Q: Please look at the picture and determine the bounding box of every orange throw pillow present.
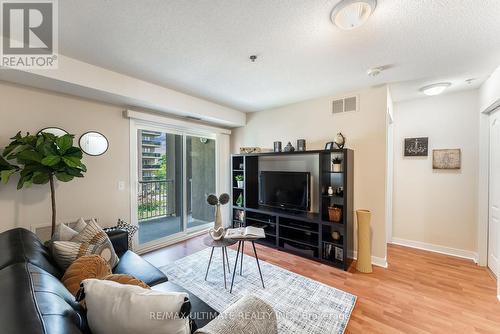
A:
[102,274,150,289]
[62,255,112,296]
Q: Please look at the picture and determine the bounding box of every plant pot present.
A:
[237,180,244,188]
[328,207,342,222]
[332,163,342,172]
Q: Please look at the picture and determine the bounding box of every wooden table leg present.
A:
[205,246,214,281]
[252,241,265,288]
[230,241,242,293]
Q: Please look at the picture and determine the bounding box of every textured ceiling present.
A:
[59,0,500,111]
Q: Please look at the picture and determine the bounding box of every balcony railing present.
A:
[138,180,174,221]
[142,139,162,146]
[142,152,161,157]
[142,164,161,169]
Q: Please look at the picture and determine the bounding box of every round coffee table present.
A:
[203,235,237,289]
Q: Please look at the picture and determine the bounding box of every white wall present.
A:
[0,81,130,232]
[392,90,479,257]
[231,86,388,262]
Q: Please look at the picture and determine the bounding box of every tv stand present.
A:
[231,149,353,271]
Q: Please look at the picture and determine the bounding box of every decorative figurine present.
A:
[334,132,345,149]
[283,142,295,152]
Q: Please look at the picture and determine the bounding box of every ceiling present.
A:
[59,0,500,111]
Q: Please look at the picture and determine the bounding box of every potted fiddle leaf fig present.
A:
[1,131,87,236]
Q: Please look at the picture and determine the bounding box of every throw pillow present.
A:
[73,217,89,232]
[71,219,119,268]
[102,274,150,289]
[52,223,79,241]
[116,219,138,250]
[62,255,112,296]
[52,241,116,270]
[83,279,191,334]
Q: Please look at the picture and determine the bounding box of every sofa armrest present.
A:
[104,228,128,257]
[195,296,277,334]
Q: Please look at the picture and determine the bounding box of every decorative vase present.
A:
[209,204,225,240]
[327,186,334,195]
[296,139,306,151]
[356,209,372,273]
[237,180,244,188]
[274,141,282,152]
[328,207,342,222]
[331,231,341,241]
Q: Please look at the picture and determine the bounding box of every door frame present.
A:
[488,110,500,276]
[129,117,220,254]
[478,99,500,300]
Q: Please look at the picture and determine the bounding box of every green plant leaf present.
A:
[40,141,57,156]
[62,156,82,168]
[35,135,44,148]
[17,150,42,163]
[0,170,15,184]
[32,172,50,184]
[55,172,73,182]
[41,155,61,166]
[56,135,73,154]
[65,167,84,177]
[64,147,83,158]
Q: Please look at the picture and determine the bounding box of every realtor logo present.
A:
[1,0,58,69]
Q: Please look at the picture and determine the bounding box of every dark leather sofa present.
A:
[0,228,218,333]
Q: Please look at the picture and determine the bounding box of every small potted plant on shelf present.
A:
[235,174,244,188]
[332,157,342,172]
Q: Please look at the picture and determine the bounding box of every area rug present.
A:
[160,247,356,334]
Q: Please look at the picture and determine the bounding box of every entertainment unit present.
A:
[231,149,353,271]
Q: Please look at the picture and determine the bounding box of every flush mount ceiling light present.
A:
[419,82,452,96]
[331,0,377,30]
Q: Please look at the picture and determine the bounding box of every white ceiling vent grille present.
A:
[332,96,358,114]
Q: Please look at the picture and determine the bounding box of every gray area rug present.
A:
[160,247,356,333]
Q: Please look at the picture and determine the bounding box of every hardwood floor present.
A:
[143,236,500,333]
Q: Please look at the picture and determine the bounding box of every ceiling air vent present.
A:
[332,96,358,114]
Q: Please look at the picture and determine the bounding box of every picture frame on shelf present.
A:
[324,142,334,150]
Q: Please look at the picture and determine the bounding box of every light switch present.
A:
[118,181,125,191]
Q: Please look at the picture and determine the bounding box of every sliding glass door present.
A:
[132,124,216,250]
[186,135,216,229]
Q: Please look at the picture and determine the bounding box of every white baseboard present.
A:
[348,251,388,268]
[391,237,478,263]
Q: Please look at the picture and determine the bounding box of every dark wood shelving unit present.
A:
[231,149,353,271]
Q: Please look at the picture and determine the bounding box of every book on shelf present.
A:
[225,226,265,239]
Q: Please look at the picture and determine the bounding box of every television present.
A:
[259,171,310,211]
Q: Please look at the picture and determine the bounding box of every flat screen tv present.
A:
[259,171,310,211]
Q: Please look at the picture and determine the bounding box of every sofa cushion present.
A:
[0,228,61,278]
[113,250,168,286]
[0,262,87,334]
[153,281,219,329]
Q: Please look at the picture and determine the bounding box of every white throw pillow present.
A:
[52,223,79,241]
[83,279,191,334]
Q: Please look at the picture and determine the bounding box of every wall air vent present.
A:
[332,96,359,114]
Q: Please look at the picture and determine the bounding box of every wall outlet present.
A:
[118,181,125,191]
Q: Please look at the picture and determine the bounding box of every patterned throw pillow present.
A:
[51,219,119,270]
[70,219,119,268]
[52,241,116,270]
[116,219,138,250]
